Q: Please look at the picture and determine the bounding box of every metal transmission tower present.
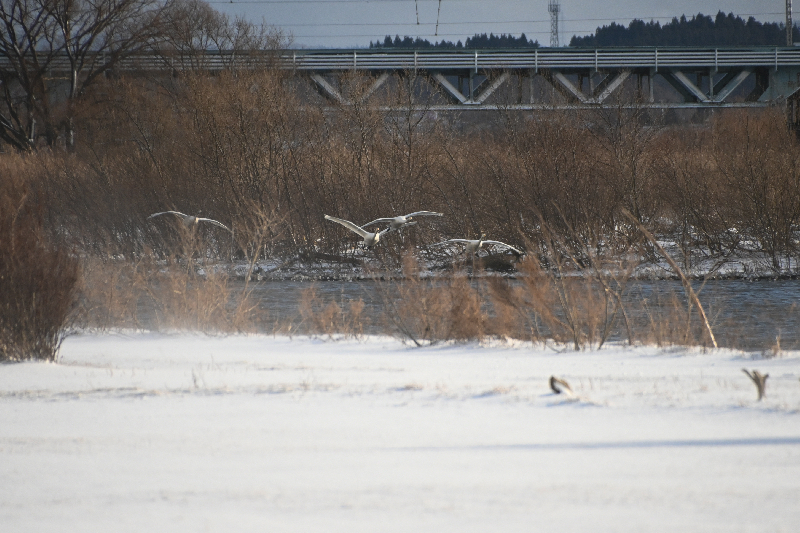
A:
[788,0,794,46]
[548,0,560,47]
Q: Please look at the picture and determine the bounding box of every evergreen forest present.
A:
[372,12,800,49]
[570,12,800,47]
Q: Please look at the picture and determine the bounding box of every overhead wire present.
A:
[204,1,789,42]
[209,0,782,17]
[212,16,789,28]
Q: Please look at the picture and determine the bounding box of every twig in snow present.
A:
[742,368,769,401]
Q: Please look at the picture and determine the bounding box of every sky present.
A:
[210,0,791,48]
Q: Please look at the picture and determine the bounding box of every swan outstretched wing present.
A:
[482,240,524,255]
[362,217,394,228]
[431,238,471,246]
[405,211,443,218]
[325,215,370,238]
[364,211,442,227]
[148,210,188,220]
[197,217,233,233]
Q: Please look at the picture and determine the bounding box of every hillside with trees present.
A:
[370,33,539,49]
[570,12,800,47]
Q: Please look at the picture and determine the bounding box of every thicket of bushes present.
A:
[0,172,79,362]
[8,67,799,275]
[3,59,800,352]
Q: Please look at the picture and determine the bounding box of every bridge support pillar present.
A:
[469,70,475,102]
[758,67,800,102]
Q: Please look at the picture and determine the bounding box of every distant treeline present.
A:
[370,33,539,49]
[370,13,799,50]
[570,12,800,47]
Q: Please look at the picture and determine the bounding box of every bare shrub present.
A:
[0,173,79,361]
[657,131,740,271]
[297,285,367,337]
[378,256,487,345]
[486,239,637,350]
[712,109,800,273]
[486,257,596,349]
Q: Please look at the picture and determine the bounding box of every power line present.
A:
[209,0,781,18]
[202,1,791,42]
[288,30,604,38]
[218,15,790,28]
[209,4,784,23]
[245,19,625,27]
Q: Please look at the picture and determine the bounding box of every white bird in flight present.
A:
[147,211,232,233]
[324,215,391,248]
[362,211,443,232]
[434,234,523,256]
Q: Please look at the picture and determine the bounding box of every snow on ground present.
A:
[2,333,799,532]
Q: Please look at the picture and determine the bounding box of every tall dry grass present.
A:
[79,256,263,333]
[77,202,284,333]
[78,238,262,334]
[293,244,720,350]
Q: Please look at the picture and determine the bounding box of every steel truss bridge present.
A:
[284,47,800,111]
[19,46,800,119]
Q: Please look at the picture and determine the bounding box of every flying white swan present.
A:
[434,234,524,256]
[147,211,232,233]
[362,211,443,232]
[324,215,391,248]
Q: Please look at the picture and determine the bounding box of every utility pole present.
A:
[789,0,794,46]
[549,0,561,47]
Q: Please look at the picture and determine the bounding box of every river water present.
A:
[244,278,800,352]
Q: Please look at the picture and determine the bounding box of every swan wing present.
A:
[404,211,443,218]
[431,238,470,246]
[362,217,394,228]
[482,240,524,255]
[148,210,188,220]
[197,218,233,233]
[325,215,370,238]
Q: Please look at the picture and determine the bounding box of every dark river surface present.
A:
[244,278,800,352]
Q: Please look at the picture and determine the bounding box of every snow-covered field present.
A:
[2,333,799,532]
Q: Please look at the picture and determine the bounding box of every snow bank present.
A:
[1,333,799,532]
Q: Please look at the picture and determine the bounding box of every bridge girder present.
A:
[274,47,800,111]
[303,66,797,111]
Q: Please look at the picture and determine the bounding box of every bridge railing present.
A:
[285,47,800,71]
[3,47,800,74]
